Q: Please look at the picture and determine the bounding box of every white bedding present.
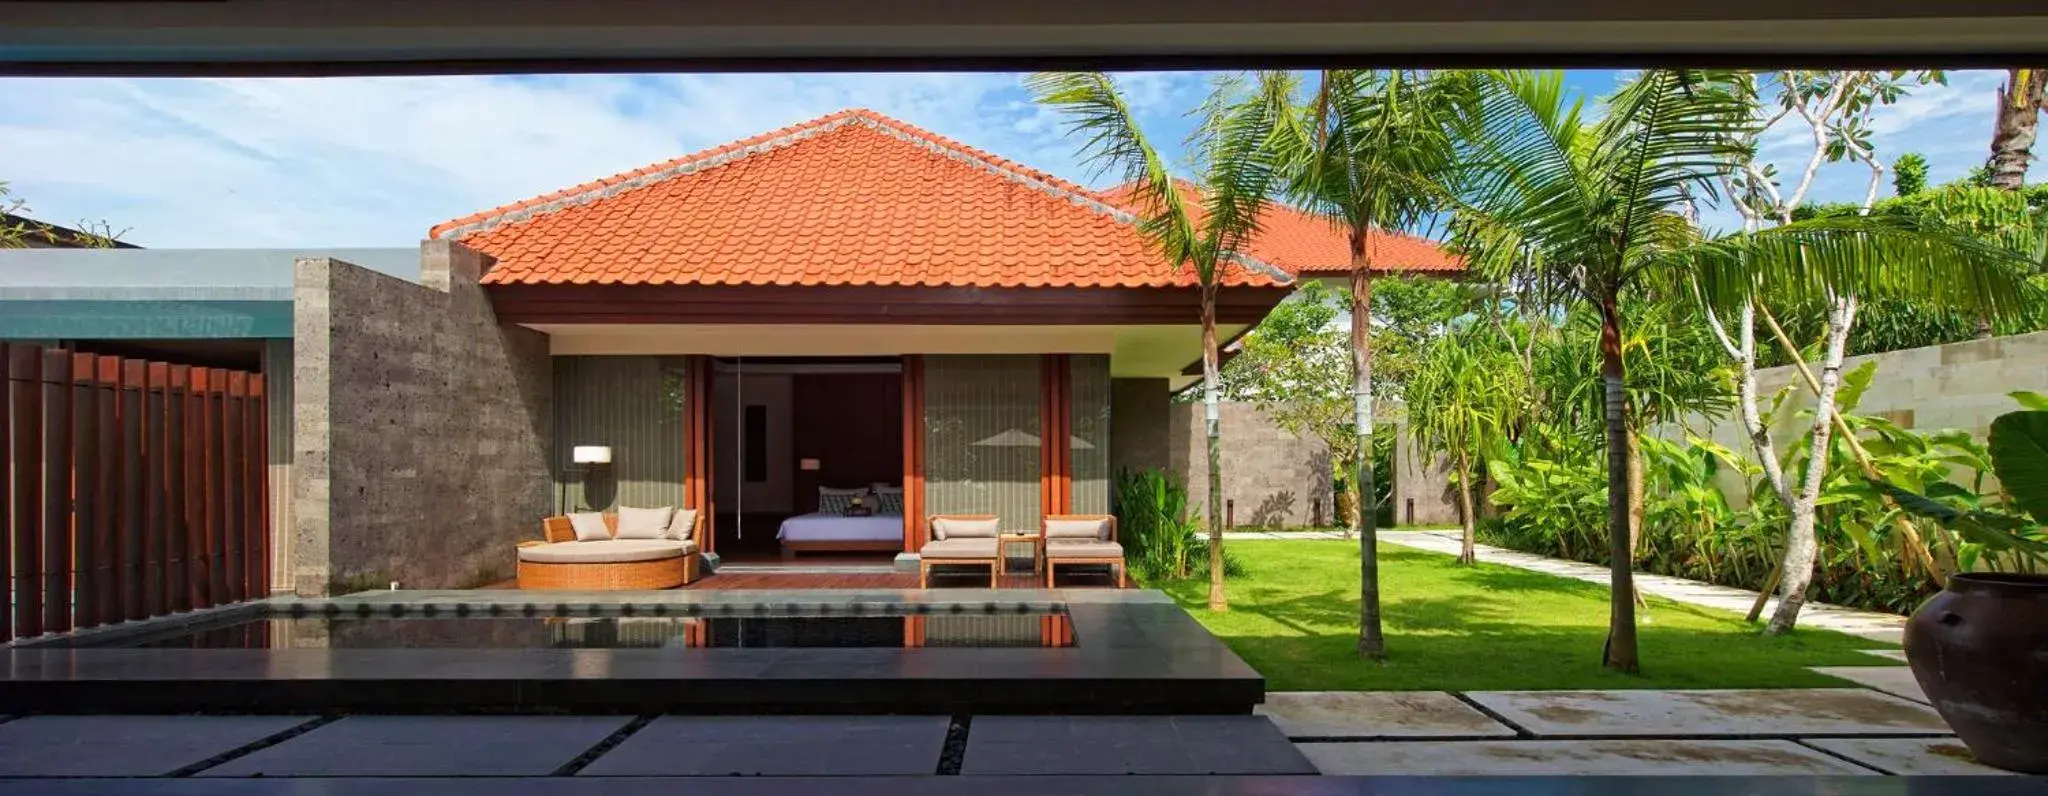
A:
[776,512,904,542]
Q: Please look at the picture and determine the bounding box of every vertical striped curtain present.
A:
[551,356,688,512]
[923,355,1041,531]
[1069,354,1111,515]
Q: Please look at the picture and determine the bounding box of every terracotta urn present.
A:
[1903,572,2048,773]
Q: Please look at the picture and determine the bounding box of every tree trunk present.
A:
[1597,293,1640,672]
[1988,69,2046,192]
[1626,431,1645,558]
[1455,450,1476,565]
[1202,287,1228,613]
[1350,236,1386,659]
[1767,296,1858,635]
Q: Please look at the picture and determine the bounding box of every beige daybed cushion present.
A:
[666,508,699,541]
[1045,518,1111,540]
[518,539,697,564]
[919,538,1000,559]
[568,511,612,542]
[615,505,674,540]
[1045,539,1123,559]
[931,517,1000,540]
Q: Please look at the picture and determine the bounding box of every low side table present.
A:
[998,532,1043,576]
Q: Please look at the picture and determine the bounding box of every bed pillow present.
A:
[818,486,866,516]
[931,517,999,540]
[1046,517,1111,540]
[568,511,612,542]
[615,505,673,540]
[873,486,904,516]
[665,508,699,542]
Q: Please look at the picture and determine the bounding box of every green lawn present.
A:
[1152,540,1889,691]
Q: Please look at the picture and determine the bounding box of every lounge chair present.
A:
[919,514,1002,588]
[1042,514,1125,588]
[519,507,702,590]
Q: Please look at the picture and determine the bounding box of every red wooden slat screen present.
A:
[0,344,270,641]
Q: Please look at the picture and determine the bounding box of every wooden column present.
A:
[119,360,146,621]
[1039,354,1073,517]
[9,346,45,638]
[248,374,269,597]
[93,356,122,627]
[900,355,926,553]
[0,345,11,641]
[681,355,715,555]
[69,353,98,629]
[223,370,247,603]
[144,362,169,618]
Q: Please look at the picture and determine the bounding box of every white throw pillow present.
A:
[1045,518,1110,540]
[568,511,611,542]
[666,508,699,541]
[615,505,674,540]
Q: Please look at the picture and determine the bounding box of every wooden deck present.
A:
[490,566,1125,591]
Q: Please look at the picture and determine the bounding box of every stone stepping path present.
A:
[1808,666,1928,704]
[1258,692,1515,739]
[1802,737,2016,776]
[1301,739,1872,776]
[1464,688,1948,737]
[963,715,1315,775]
[0,715,316,777]
[200,716,630,777]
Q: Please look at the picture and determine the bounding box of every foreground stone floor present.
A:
[1260,687,2013,776]
[0,685,2019,779]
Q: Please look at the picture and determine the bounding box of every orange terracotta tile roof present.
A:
[431,109,1293,289]
[1098,182,1464,276]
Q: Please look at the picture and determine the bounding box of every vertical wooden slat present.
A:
[161,362,186,609]
[250,375,269,597]
[120,360,145,621]
[10,345,46,638]
[207,370,228,604]
[0,343,12,641]
[143,362,169,618]
[70,353,97,629]
[93,357,121,627]
[177,366,200,610]
[38,349,71,634]
[223,371,245,603]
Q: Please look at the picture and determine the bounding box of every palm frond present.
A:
[1675,214,2041,320]
[1026,71,1201,268]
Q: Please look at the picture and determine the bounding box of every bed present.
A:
[776,512,905,558]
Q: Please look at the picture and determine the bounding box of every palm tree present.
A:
[1029,72,1292,611]
[1267,69,1472,659]
[1405,325,1523,564]
[1989,69,2046,191]
[1454,69,2032,671]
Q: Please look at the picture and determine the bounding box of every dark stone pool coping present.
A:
[0,588,1262,715]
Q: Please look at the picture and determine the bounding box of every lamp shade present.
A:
[572,445,612,464]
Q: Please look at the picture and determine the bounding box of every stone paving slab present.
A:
[963,716,1316,775]
[1858,649,1908,662]
[1257,692,1516,739]
[1801,737,2016,776]
[1464,689,1951,737]
[200,716,628,777]
[0,715,314,777]
[579,716,950,776]
[1299,739,1874,776]
[1809,666,1929,704]
[1380,531,1907,644]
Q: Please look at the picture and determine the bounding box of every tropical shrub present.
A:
[1112,468,1242,581]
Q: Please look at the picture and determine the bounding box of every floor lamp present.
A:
[560,445,613,514]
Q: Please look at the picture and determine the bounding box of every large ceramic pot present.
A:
[1903,572,2048,773]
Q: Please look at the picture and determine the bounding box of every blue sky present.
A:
[0,69,2009,248]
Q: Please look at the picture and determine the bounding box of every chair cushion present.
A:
[1045,518,1111,540]
[567,512,611,542]
[931,517,999,540]
[919,538,1000,559]
[1045,539,1123,559]
[666,508,699,542]
[615,505,674,540]
[518,539,696,564]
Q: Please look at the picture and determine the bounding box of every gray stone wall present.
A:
[292,241,551,595]
[1109,378,1171,476]
[1392,417,1461,527]
[1169,401,1334,529]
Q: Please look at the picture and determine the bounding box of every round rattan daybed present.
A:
[517,511,703,590]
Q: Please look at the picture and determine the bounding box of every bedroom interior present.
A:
[712,356,906,564]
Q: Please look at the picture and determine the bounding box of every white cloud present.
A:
[0,72,1204,248]
[0,69,2010,248]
